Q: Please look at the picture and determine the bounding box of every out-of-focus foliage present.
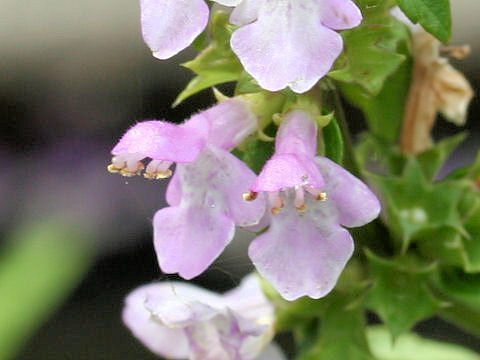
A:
[367,326,479,360]
[0,221,92,360]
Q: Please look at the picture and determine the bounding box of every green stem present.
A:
[332,89,361,178]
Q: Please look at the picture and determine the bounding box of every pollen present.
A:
[316,192,327,201]
[271,207,283,215]
[296,204,307,212]
[121,163,145,177]
[107,164,122,173]
[243,191,258,201]
[144,169,173,180]
[107,162,144,177]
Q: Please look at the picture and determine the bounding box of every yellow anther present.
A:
[143,172,155,180]
[296,204,307,212]
[107,164,123,173]
[316,192,327,201]
[242,191,258,201]
[119,162,144,177]
[120,170,139,177]
[271,207,283,215]
[144,169,173,180]
[157,169,173,179]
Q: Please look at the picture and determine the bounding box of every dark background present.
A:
[0,1,478,358]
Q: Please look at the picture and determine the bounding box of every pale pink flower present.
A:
[247,110,381,300]
[122,274,284,360]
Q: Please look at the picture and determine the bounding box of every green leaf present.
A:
[329,3,409,96]
[323,117,344,165]
[0,221,92,360]
[355,133,465,181]
[297,294,375,360]
[367,326,480,360]
[463,206,480,269]
[416,178,480,273]
[440,305,480,340]
[432,269,480,338]
[417,206,480,273]
[467,152,480,180]
[436,269,480,309]
[258,276,330,332]
[174,74,237,107]
[275,297,328,332]
[416,227,473,272]
[417,133,466,181]
[396,0,452,43]
[173,12,242,106]
[234,72,263,95]
[365,251,444,338]
[341,53,412,144]
[370,159,465,251]
[240,123,277,174]
[458,185,480,221]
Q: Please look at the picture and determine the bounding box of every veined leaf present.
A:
[369,159,465,251]
[297,296,375,360]
[329,2,409,96]
[396,0,452,43]
[365,251,444,339]
[174,12,242,106]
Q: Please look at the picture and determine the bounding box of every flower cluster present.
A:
[105,0,480,357]
[109,100,380,301]
[110,1,383,357]
[141,0,362,93]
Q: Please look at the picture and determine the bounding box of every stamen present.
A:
[317,192,327,201]
[271,207,283,215]
[242,191,258,201]
[269,192,285,215]
[144,160,173,180]
[112,156,126,169]
[107,154,145,177]
[296,204,307,212]
[145,169,173,180]
[305,187,327,201]
[294,187,305,209]
[107,164,121,173]
[107,156,126,173]
[120,162,144,177]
